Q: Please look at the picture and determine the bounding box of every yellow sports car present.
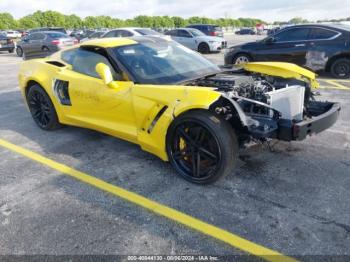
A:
[18,37,340,184]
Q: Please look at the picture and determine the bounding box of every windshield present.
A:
[135,29,161,35]
[47,32,68,38]
[187,28,205,37]
[89,31,105,38]
[112,40,220,84]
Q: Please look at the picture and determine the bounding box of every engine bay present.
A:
[187,72,311,121]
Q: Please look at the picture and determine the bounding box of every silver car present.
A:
[165,28,227,53]
[101,27,162,38]
[16,31,77,59]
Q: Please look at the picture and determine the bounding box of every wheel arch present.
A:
[325,53,350,72]
[22,78,61,116]
[198,41,209,47]
[166,95,248,146]
[25,79,42,98]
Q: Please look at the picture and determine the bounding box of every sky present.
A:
[0,0,350,22]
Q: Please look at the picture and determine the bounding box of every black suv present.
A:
[224,24,350,78]
[186,24,223,37]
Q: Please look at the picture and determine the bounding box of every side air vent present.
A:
[53,79,71,106]
[147,106,168,133]
[46,61,66,67]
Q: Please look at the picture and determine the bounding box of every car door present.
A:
[20,33,37,54]
[172,30,196,50]
[253,27,311,65]
[57,47,137,142]
[305,27,341,71]
[30,33,46,53]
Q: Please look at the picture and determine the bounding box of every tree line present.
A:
[0,10,265,30]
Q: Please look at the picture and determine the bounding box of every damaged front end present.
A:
[189,62,341,142]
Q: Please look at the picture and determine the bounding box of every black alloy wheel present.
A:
[198,43,210,54]
[331,58,350,79]
[167,111,238,184]
[27,84,62,130]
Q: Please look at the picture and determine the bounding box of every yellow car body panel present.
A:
[243,62,319,88]
[18,58,220,161]
[18,39,321,161]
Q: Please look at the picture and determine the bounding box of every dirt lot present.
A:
[0,34,349,260]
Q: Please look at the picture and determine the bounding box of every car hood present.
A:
[242,62,319,88]
[229,40,260,50]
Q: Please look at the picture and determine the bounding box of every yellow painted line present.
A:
[320,80,350,90]
[0,138,297,262]
[321,78,350,83]
[318,85,348,90]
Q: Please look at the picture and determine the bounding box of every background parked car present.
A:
[235,28,256,35]
[165,28,226,53]
[16,31,77,59]
[70,29,96,42]
[6,30,22,38]
[102,27,161,37]
[80,31,106,42]
[186,24,224,37]
[0,34,15,53]
[29,27,67,34]
[225,24,350,78]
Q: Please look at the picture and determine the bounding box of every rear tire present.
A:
[330,58,350,79]
[8,49,14,53]
[198,43,210,54]
[166,110,238,184]
[42,46,50,53]
[27,84,62,130]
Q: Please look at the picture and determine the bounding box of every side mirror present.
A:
[95,63,118,89]
[265,37,275,44]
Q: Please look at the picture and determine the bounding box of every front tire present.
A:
[166,110,238,184]
[233,54,251,65]
[330,58,350,79]
[198,43,210,54]
[27,84,62,130]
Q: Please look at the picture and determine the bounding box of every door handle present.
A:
[295,44,305,47]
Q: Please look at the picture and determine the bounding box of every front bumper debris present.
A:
[278,102,341,141]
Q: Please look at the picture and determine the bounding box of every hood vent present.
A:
[46,61,65,67]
